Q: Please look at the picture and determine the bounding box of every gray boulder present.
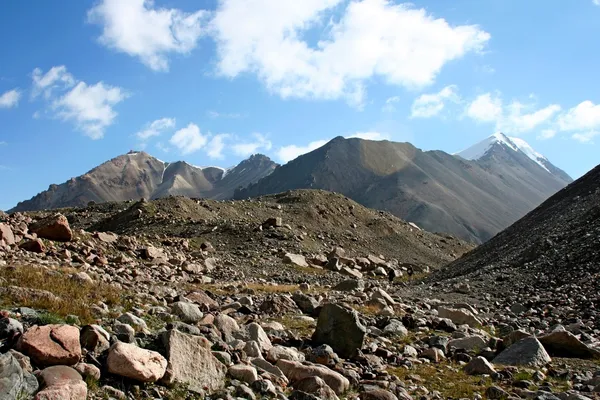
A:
[312,303,366,359]
[539,329,600,359]
[171,302,203,324]
[493,337,551,367]
[0,353,38,400]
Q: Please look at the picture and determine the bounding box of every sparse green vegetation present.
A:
[0,265,122,324]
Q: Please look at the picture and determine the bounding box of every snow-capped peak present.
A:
[456,132,550,172]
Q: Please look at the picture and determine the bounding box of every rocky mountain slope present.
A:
[10,152,277,212]
[236,135,571,243]
[1,182,599,399]
[431,162,600,300]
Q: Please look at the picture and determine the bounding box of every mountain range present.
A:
[9,133,571,243]
[236,133,571,243]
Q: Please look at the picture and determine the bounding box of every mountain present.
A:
[235,135,572,243]
[431,162,600,311]
[9,151,277,212]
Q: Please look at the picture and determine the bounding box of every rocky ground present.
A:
[0,188,599,399]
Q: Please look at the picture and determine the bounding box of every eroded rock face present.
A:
[312,303,366,359]
[493,337,551,367]
[161,329,226,393]
[107,342,167,383]
[29,214,73,242]
[16,325,81,367]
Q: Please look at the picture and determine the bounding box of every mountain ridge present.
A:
[236,135,572,243]
[9,151,278,212]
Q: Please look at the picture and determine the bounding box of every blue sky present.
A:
[1,0,599,210]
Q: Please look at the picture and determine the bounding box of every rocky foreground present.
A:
[0,193,599,399]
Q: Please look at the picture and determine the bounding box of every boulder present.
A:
[371,288,395,306]
[360,389,399,400]
[214,314,241,339]
[107,342,167,383]
[539,329,600,359]
[283,253,309,268]
[267,345,306,363]
[29,214,72,242]
[312,303,366,359]
[276,359,350,395]
[437,306,482,328]
[16,324,81,367]
[171,302,203,323]
[448,336,487,352]
[292,293,320,315]
[80,325,110,354]
[383,320,408,338]
[0,352,38,400]
[187,290,219,310]
[294,376,339,400]
[493,337,551,367]
[19,239,46,253]
[161,329,226,393]
[0,317,23,339]
[333,279,364,292]
[229,364,259,384]
[95,232,118,243]
[74,362,101,381]
[422,347,445,363]
[0,224,15,246]
[34,366,86,400]
[464,356,496,375]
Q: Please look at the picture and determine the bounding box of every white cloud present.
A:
[88,0,209,71]
[572,131,600,143]
[0,141,6,146]
[136,117,176,140]
[411,85,460,118]
[382,96,400,112]
[52,81,128,139]
[32,66,75,98]
[232,133,272,156]
[0,89,22,108]
[169,123,208,154]
[349,132,390,141]
[465,93,503,123]
[465,92,560,134]
[277,140,328,163]
[207,110,245,119]
[537,129,556,140]
[212,0,489,106]
[205,134,230,159]
[556,101,600,132]
[556,101,600,143]
[594,0,600,6]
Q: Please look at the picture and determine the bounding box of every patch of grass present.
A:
[193,282,324,296]
[388,362,493,399]
[354,304,386,316]
[36,311,65,325]
[0,265,122,325]
[271,314,316,338]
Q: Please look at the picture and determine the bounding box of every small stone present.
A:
[229,364,259,384]
[464,356,496,375]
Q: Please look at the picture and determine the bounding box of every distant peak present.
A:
[456,133,551,173]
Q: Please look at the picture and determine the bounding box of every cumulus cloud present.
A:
[0,89,21,108]
[556,100,600,143]
[465,93,503,123]
[232,133,272,156]
[136,117,176,140]
[205,133,230,159]
[465,93,561,134]
[212,0,489,106]
[52,81,128,139]
[88,0,210,71]
[32,66,75,98]
[31,66,128,139]
[411,85,460,118]
[169,123,208,154]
